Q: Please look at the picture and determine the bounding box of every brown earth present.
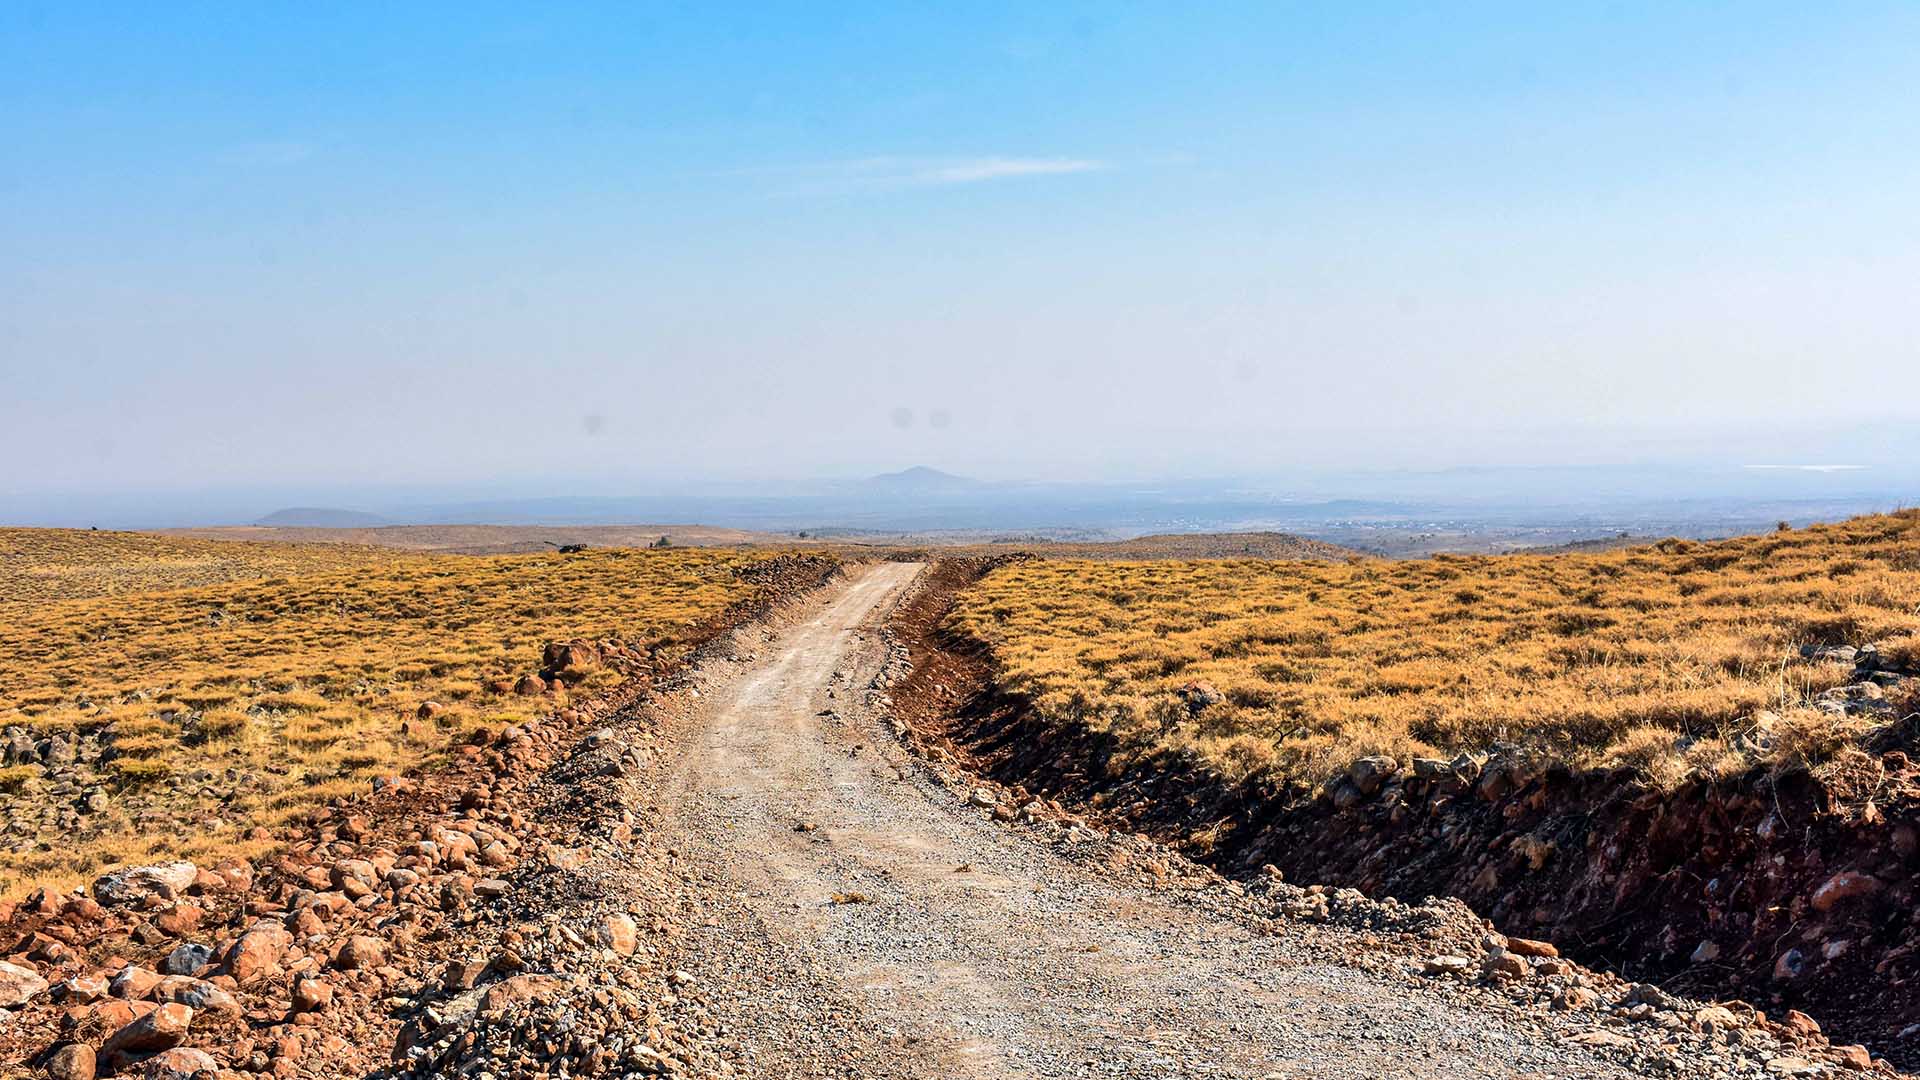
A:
[887,557,1920,1071]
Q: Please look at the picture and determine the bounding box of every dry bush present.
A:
[949,511,1920,790]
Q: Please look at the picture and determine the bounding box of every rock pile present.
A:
[0,672,702,1078]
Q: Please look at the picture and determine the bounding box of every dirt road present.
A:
[653,563,1641,1079]
[0,561,1850,1080]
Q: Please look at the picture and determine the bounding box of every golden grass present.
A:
[0,535,808,896]
[948,512,1920,789]
[0,527,393,603]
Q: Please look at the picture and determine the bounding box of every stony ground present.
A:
[0,563,1899,1079]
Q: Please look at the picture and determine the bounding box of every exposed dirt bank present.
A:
[888,558,1920,1070]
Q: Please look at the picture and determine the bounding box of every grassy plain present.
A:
[949,512,1920,789]
[0,532,798,895]
[166,522,791,555]
[0,527,394,602]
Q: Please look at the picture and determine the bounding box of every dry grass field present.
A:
[167,522,794,555]
[949,512,1920,790]
[984,532,1355,561]
[0,532,806,896]
[0,527,394,602]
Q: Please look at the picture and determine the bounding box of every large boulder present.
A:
[431,828,479,870]
[0,958,49,1006]
[43,734,78,766]
[1811,871,1881,912]
[58,972,109,1003]
[594,913,638,957]
[292,976,334,1014]
[160,942,211,976]
[479,973,573,1020]
[140,1048,217,1080]
[109,965,163,1001]
[1348,755,1400,795]
[542,640,602,684]
[2,731,35,765]
[331,934,387,971]
[149,903,203,937]
[100,1001,192,1058]
[154,975,241,1016]
[331,858,379,898]
[91,862,198,907]
[43,1043,95,1080]
[1505,936,1558,958]
[223,922,293,982]
[88,998,157,1030]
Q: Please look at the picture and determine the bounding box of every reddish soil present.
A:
[887,558,1920,1069]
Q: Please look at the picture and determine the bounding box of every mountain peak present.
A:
[864,466,978,491]
[255,507,391,528]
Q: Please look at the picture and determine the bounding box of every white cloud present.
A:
[909,157,1103,185]
[720,155,1105,193]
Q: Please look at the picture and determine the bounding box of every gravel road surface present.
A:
[653,563,1644,1079]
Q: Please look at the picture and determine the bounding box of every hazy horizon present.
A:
[7,457,1918,533]
[6,4,1920,502]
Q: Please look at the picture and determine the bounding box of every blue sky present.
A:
[3,3,1918,494]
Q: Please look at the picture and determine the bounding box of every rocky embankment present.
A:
[0,555,838,1080]
[885,557,1920,1073]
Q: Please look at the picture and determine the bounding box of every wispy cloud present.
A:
[909,157,1103,185]
[717,155,1105,194]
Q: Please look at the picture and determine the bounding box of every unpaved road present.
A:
[655,564,1637,1079]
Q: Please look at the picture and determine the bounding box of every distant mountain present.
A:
[864,466,982,493]
[256,507,392,528]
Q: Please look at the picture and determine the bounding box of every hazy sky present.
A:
[4,3,1918,496]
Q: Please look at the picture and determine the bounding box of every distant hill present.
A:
[256,507,392,528]
[864,466,981,493]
